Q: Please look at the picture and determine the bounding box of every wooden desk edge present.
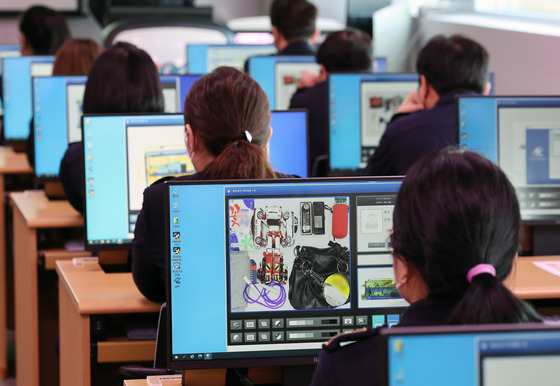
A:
[56,260,161,315]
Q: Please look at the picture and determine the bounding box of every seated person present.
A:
[289,28,373,176]
[364,34,491,176]
[59,42,164,213]
[244,0,318,72]
[270,0,319,56]
[311,147,541,385]
[19,5,71,55]
[132,67,297,303]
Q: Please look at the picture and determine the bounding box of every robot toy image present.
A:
[252,206,298,284]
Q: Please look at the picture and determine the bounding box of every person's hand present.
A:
[297,71,321,89]
[395,90,424,114]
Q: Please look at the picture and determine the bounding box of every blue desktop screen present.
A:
[328,73,419,172]
[458,95,560,223]
[385,327,560,386]
[269,110,308,177]
[187,44,276,73]
[166,177,405,369]
[2,56,54,141]
[33,75,87,179]
[0,44,20,75]
[83,113,191,249]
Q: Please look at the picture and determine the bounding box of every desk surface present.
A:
[56,259,161,314]
[0,146,33,174]
[9,190,83,228]
[506,255,560,300]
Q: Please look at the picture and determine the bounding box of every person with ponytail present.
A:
[132,66,295,302]
[310,147,541,386]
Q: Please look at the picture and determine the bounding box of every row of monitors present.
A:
[83,110,309,250]
[163,176,560,378]
[32,74,200,179]
[185,44,387,76]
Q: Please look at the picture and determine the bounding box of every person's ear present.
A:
[418,75,428,105]
[319,64,328,82]
[310,28,321,45]
[483,81,491,96]
[185,124,196,157]
[393,254,410,289]
[19,33,32,55]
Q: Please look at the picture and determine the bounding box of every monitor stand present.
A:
[532,225,560,255]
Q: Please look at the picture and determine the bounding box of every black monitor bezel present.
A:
[164,175,404,371]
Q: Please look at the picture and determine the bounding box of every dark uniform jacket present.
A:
[310,298,458,386]
[59,141,84,213]
[364,90,478,176]
[289,81,329,176]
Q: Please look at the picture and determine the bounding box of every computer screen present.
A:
[0,44,20,75]
[269,109,309,178]
[32,75,87,180]
[457,95,560,225]
[83,110,309,250]
[31,74,199,180]
[83,113,192,250]
[249,55,320,110]
[159,74,201,113]
[187,44,276,73]
[328,72,419,173]
[165,177,406,370]
[2,56,54,142]
[381,323,560,386]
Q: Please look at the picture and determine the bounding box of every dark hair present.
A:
[270,0,317,41]
[184,66,275,180]
[82,42,164,114]
[392,147,541,324]
[19,5,71,55]
[416,34,489,95]
[316,28,373,72]
[52,39,102,76]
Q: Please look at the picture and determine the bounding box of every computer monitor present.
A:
[165,176,406,370]
[187,44,276,73]
[268,109,309,178]
[380,323,560,386]
[32,75,87,180]
[83,113,192,250]
[32,74,199,181]
[248,55,321,110]
[83,110,310,250]
[160,74,201,113]
[2,56,54,143]
[328,72,419,173]
[457,95,560,225]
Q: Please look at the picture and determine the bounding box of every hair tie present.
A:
[466,264,496,283]
[231,130,253,143]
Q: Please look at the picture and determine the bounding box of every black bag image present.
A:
[288,241,350,310]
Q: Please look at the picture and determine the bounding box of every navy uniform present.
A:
[364,90,478,176]
[310,298,458,386]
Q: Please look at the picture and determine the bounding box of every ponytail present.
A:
[447,273,541,324]
[206,140,276,180]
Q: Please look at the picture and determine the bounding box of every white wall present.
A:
[417,13,560,95]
